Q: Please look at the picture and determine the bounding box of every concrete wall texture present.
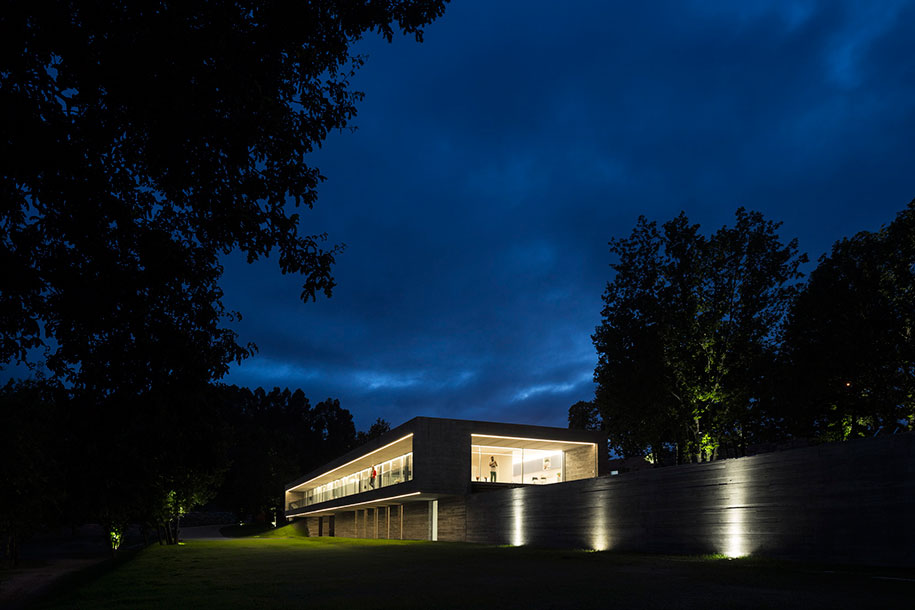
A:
[564,444,598,482]
[300,431,913,566]
[463,431,915,566]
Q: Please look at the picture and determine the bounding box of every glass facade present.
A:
[287,452,413,511]
[470,445,564,485]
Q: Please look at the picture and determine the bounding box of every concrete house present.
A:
[284,416,607,540]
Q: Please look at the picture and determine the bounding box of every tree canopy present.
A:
[593,209,807,463]
[567,399,600,431]
[0,0,447,555]
[781,200,915,440]
[214,386,360,520]
[0,0,447,385]
[593,202,915,462]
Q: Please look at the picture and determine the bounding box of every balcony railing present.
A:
[287,452,413,512]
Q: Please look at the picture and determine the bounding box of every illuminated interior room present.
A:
[470,434,600,485]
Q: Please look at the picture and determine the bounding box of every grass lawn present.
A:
[37,527,915,609]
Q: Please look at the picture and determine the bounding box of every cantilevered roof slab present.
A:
[286,433,413,493]
[471,433,596,452]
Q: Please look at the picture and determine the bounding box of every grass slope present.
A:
[38,531,915,609]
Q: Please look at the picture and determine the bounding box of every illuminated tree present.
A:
[593,209,806,463]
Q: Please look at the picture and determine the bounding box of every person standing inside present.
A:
[371,466,377,489]
[489,456,498,482]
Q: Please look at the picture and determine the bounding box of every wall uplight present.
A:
[590,497,610,551]
[721,463,751,558]
[511,488,525,546]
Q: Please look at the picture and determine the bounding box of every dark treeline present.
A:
[0,380,388,565]
[214,386,389,521]
[577,201,915,465]
[0,1,446,568]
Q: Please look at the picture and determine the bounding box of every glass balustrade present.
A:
[288,452,413,510]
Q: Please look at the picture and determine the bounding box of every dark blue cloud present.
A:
[220,0,915,430]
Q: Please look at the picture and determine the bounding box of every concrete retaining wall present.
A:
[464,431,915,566]
[298,432,913,566]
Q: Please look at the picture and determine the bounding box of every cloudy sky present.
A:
[220,0,915,431]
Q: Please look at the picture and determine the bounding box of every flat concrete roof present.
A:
[286,433,414,493]
[471,433,597,452]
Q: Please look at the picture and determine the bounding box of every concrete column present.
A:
[428,500,439,541]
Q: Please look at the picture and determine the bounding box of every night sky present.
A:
[220,1,915,431]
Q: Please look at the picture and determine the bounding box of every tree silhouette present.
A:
[593,209,806,463]
[567,400,600,431]
[1,0,447,384]
[215,386,362,520]
[0,1,447,548]
[356,417,392,445]
[781,200,915,439]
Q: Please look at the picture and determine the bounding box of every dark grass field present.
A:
[34,526,915,609]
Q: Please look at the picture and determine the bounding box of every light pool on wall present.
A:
[511,488,525,546]
[722,461,752,558]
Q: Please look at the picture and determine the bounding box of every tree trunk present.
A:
[6,531,20,568]
[166,518,178,545]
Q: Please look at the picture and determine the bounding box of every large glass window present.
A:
[288,450,414,510]
[471,444,565,485]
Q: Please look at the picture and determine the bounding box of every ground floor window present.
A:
[470,444,564,484]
